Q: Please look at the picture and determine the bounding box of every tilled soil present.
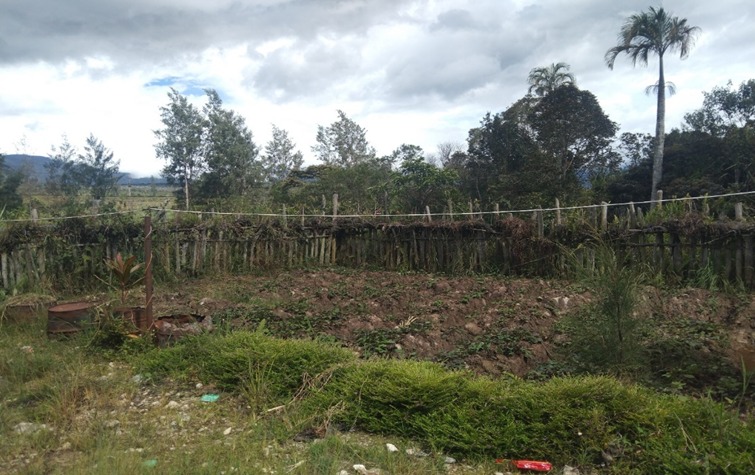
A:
[151,269,755,384]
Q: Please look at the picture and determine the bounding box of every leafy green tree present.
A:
[530,85,619,186]
[313,110,376,167]
[196,89,260,203]
[617,132,654,168]
[389,145,459,213]
[45,136,82,198]
[607,130,727,204]
[527,62,576,97]
[684,79,755,136]
[261,125,304,183]
[78,134,120,202]
[154,88,205,210]
[605,6,701,205]
[465,97,542,206]
[464,86,617,207]
[277,160,391,214]
[0,154,23,212]
[684,80,755,189]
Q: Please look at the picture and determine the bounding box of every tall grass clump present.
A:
[137,329,355,404]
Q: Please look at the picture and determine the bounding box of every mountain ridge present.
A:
[1,154,167,185]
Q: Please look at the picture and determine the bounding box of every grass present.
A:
[2,288,754,474]
[134,328,755,474]
[1,321,476,474]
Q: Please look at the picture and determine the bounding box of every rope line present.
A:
[2,189,755,223]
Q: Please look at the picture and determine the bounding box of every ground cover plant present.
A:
[1,265,754,473]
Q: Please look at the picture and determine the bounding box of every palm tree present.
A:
[605,7,700,206]
[527,62,576,97]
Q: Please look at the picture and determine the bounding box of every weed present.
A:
[355,320,431,358]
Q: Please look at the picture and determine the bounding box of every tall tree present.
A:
[154,88,205,210]
[529,85,619,185]
[78,134,120,202]
[45,135,81,198]
[527,62,576,97]
[197,89,260,201]
[262,125,304,183]
[312,110,376,167]
[605,6,700,205]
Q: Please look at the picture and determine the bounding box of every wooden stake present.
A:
[555,199,561,226]
[144,214,154,332]
[628,202,636,228]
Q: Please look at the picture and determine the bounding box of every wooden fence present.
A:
[1,202,754,291]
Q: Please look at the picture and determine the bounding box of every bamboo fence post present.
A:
[628,202,636,228]
[425,206,432,222]
[734,235,744,282]
[671,232,682,273]
[283,205,288,229]
[601,202,608,230]
[495,203,500,219]
[1,253,7,289]
[301,206,305,226]
[332,193,339,220]
[745,234,754,288]
[536,207,544,238]
[555,199,561,226]
[656,190,663,209]
[735,202,744,221]
[175,234,181,274]
[703,201,710,218]
[31,208,38,221]
[143,214,154,332]
[468,201,474,221]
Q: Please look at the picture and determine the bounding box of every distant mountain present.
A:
[1,154,167,185]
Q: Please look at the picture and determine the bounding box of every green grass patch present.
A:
[134,330,755,473]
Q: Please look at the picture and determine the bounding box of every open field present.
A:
[1,269,754,474]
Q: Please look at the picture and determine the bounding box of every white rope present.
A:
[146,189,755,219]
[1,209,136,223]
[3,189,755,223]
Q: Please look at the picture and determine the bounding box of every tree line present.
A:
[2,6,752,218]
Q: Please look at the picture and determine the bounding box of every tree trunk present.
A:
[183,165,190,210]
[651,54,666,208]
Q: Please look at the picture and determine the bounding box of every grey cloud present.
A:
[0,0,406,66]
[251,38,363,100]
[430,9,478,31]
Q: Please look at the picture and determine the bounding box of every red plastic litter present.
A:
[513,460,552,472]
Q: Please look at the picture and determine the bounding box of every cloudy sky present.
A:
[1,0,752,177]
